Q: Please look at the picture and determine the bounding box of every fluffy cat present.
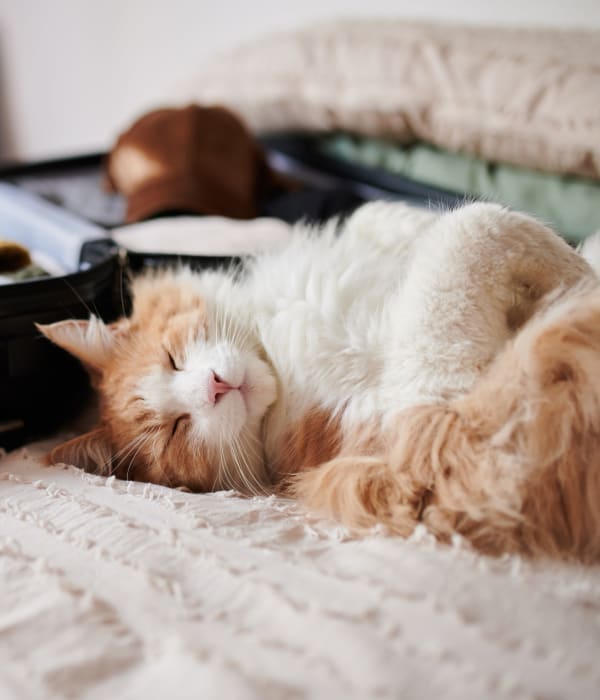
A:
[39,202,600,560]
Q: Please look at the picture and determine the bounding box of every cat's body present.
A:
[40,201,600,560]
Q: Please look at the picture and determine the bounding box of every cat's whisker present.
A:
[109,431,145,466]
[235,322,254,351]
[209,436,224,490]
[121,431,155,478]
[231,316,244,347]
[214,304,223,345]
[220,307,227,345]
[217,436,236,492]
[231,429,266,497]
[124,438,148,482]
[224,311,233,346]
[240,434,267,483]
[230,438,248,493]
[227,434,246,493]
[211,443,223,492]
[150,430,175,489]
[239,441,259,496]
[108,431,149,477]
[60,276,99,320]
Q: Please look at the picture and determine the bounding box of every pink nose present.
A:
[208,371,236,405]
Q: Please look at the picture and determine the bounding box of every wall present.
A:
[1,0,599,161]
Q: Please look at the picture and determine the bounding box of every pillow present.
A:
[184,19,600,179]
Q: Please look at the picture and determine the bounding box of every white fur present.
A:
[138,338,276,445]
[137,202,596,467]
[252,203,594,440]
[579,230,600,277]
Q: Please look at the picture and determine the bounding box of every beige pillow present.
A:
[185,19,600,179]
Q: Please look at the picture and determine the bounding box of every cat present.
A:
[39,201,600,560]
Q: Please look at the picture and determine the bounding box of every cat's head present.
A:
[38,268,277,493]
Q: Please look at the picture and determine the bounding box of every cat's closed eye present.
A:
[166,349,182,371]
[170,414,189,439]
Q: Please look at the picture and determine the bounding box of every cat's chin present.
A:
[199,384,267,445]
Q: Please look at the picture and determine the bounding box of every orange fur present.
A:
[42,274,224,489]
[292,287,600,561]
[273,408,386,490]
[41,269,600,562]
[273,409,343,478]
[100,280,213,486]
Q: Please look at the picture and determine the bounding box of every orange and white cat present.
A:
[39,202,600,560]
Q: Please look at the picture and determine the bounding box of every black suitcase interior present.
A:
[0,136,465,449]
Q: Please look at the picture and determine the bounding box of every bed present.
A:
[2,440,600,699]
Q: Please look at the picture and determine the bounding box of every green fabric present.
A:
[320,135,600,243]
[0,264,48,285]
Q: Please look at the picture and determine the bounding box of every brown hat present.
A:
[106,104,287,223]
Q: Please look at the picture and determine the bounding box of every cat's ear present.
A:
[48,427,114,475]
[36,316,128,373]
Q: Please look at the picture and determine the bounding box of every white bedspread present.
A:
[2,443,600,700]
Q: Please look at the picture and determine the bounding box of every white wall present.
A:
[1,0,599,161]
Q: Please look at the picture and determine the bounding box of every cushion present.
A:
[184,20,600,179]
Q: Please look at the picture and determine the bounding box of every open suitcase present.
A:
[0,137,466,449]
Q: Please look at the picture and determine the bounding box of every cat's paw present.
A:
[290,456,419,535]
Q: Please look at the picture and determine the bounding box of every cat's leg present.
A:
[294,286,600,560]
[290,455,422,536]
[389,202,596,406]
[392,285,600,560]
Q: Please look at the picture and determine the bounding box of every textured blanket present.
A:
[2,442,600,699]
